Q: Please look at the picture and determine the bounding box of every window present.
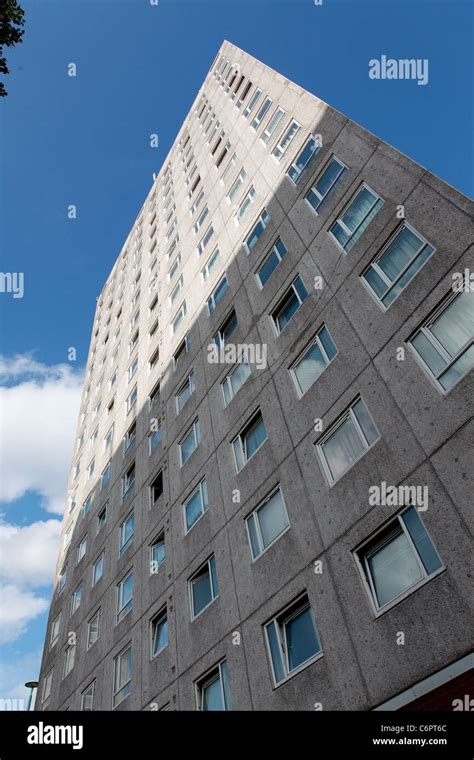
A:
[207,275,229,314]
[306,157,347,214]
[251,96,272,130]
[221,152,238,184]
[128,356,138,382]
[222,361,251,405]
[265,594,322,685]
[216,140,231,168]
[237,79,252,108]
[92,551,104,585]
[73,459,81,480]
[261,106,285,144]
[329,184,384,253]
[101,461,111,489]
[64,524,73,550]
[243,87,262,119]
[179,419,201,466]
[151,608,169,657]
[82,494,92,518]
[168,253,181,280]
[126,385,137,414]
[129,329,139,353]
[214,309,238,350]
[190,189,205,215]
[272,119,301,160]
[202,247,220,282]
[172,302,187,334]
[63,642,76,677]
[184,479,208,533]
[245,207,271,252]
[104,425,114,450]
[150,533,166,573]
[113,646,132,707]
[122,462,135,499]
[149,422,161,454]
[196,660,232,711]
[86,458,95,479]
[287,135,321,184]
[97,503,108,534]
[197,225,214,255]
[256,238,287,287]
[227,168,247,203]
[232,410,267,472]
[246,487,289,560]
[290,324,338,396]
[87,609,100,649]
[50,614,61,649]
[189,556,218,619]
[271,277,309,334]
[124,421,136,453]
[150,470,163,507]
[81,682,95,711]
[120,512,134,556]
[42,669,53,703]
[194,205,209,234]
[71,585,82,614]
[170,275,184,306]
[117,572,133,623]
[317,397,380,484]
[362,224,436,309]
[355,507,443,612]
[149,380,161,407]
[130,308,140,329]
[408,291,474,392]
[235,186,256,225]
[174,336,189,367]
[58,564,67,595]
[77,535,87,563]
[176,371,195,413]
[149,346,159,370]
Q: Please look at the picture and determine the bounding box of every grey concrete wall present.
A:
[35,40,474,712]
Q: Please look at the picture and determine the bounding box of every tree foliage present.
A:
[0,0,25,97]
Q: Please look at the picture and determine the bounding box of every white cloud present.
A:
[0,519,62,587]
[0,354,83,514]
[0,584,50,644]
[0,649,43,708]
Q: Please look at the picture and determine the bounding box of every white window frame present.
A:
[189,556,219,620]
[175,370,196,414]
[272,119,301,161]
[289,324,338,397]
[316,397,380,485]
[232,410,268,472]
[407,291,474,394]
[354,507,444,616]
[183,478,208,534]
[179,419,201,466]
[116,571,133,623]
[245,486,290,560]
[329,183,384,254]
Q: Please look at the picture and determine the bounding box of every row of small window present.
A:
[45,502,443,708]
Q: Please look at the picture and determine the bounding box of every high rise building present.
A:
[36,41,473,712]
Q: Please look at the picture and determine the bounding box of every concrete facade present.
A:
[36,41,473,712]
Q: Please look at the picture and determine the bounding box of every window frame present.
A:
[245,486,290,560]
[360,222,436,311]
[189,555,219,620]
[328,183,384,254]
[289,324,338,397]
[354,507,444,616]
[183,478,209,534]
[316,397,380,485]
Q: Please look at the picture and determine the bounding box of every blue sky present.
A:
[0,0,472,706]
